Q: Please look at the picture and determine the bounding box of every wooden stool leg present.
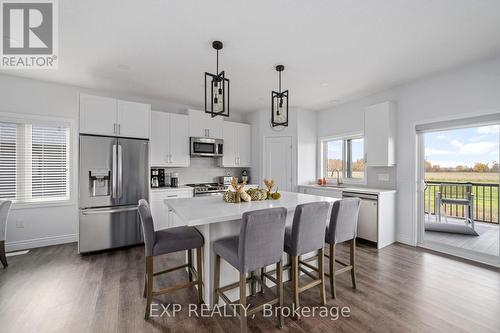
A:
[329,244,336,299]
[292,255,300,314]
[250,271,256,296]
[187,249,193,282]
[196,247,203,303]
[144,256,154,319]
[350,239,357,289]
[239,272,248,333]
[143,272,147,298]
[213,255,221,305]
[0,241,7,268]
[318,248,326,305]
[260,267,265,293]
[277,260,284,328]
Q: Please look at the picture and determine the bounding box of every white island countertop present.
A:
[164,191,337,226]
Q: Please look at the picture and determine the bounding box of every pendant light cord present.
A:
[279,70,281,93]
[216,49,219,75]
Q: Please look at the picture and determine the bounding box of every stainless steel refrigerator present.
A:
[79,135,148,253]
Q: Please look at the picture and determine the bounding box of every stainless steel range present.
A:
[186,183,227,197]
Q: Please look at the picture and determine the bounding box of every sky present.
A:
[424,125,500,168]
[327,138,364,162]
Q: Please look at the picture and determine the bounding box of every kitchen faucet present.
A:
[334,169,343,185]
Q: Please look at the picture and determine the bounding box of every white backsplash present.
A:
[163,157,250,184]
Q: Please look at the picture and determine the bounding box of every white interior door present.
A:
[264,136,292,191]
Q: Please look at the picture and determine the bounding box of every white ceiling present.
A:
[3,0,500,112]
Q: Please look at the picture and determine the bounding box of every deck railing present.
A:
[424,181,499,224]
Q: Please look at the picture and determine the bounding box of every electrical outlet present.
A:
[378,173,390,182]
[16,220,24,228]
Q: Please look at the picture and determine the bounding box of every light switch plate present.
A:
[378,173,390,181]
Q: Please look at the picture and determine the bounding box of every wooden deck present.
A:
[424,215,499,256]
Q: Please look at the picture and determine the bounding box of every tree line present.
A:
[425,160,499,173]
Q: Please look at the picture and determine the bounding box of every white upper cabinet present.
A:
[169,113,190,166]
[79,94,117,136]
[150,111,189,167]
[150,111,170,166]
[364,101,396,166]
[188,109,223,139]
[79,94,151,139]
[236,122,251,167]
[221,121,237,167]
[116,100,150,139]
[220,121,251,167]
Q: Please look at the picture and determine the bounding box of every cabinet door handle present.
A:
[169,155,172,163]
[117,124,121,135]
[113,123,117,134]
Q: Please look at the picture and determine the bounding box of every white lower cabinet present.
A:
[299,185,396,249]
[149,188,193,230]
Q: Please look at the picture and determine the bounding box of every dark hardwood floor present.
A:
[0,242,499,333]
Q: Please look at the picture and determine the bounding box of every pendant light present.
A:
[205,41,230,118]
[271,65,288,127]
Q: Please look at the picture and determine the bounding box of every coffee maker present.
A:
[151,168,165,188]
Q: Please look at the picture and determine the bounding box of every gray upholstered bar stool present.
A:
[213,207,287,333]
[281,202,331,309]
[0,200,12,268]
[138,199,204,319]
[325,198,361,298]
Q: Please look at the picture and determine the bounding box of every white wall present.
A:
[316,55,500,245]
[297,109,318,186]
[0,74,247,251]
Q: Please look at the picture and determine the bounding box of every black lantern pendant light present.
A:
[271,65,288,127]
[205,41,230,118]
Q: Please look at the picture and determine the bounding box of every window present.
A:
[0,120,70,203]
[322,135,365,182]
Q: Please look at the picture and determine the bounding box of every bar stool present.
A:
[0,200,12,268]
[213,207,287,333]
[282,202,330,309]
[325,198,361,298]
[138,199,204,320]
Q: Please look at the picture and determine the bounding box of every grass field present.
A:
[424,172,499,223]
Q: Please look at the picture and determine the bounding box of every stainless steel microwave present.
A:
[190,137,224,157]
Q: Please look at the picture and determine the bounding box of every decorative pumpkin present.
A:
[223,191,236,203]
[227,177,251,203]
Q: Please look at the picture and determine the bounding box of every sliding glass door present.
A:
[417,122,500,265]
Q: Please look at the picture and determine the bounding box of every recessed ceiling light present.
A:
[321,82,329,87]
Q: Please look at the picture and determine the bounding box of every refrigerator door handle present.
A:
[112,144,117,198]
[81,205,138,215]
[117,144,123,199]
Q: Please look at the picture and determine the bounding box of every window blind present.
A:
[0,122,17,199]
[0,120,70,203]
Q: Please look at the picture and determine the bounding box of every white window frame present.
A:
[318,131,366,185]
[0,112,75,209]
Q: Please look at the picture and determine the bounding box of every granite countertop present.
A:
[164,191,337,226]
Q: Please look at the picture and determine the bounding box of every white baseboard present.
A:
[396,233,415,246]
[5,234,77,252]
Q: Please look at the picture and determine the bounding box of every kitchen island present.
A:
[164,191,338,306]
